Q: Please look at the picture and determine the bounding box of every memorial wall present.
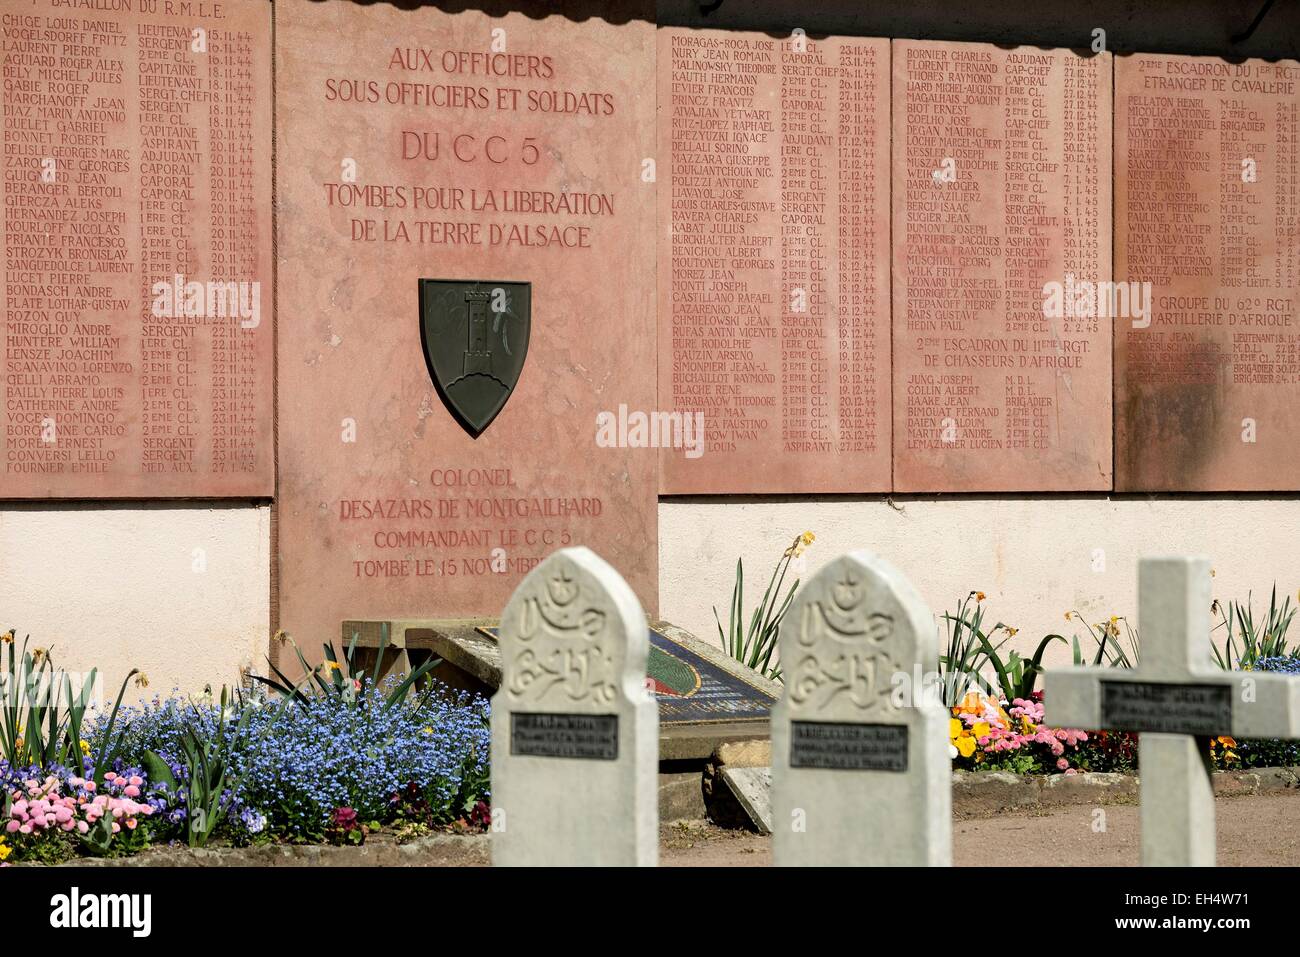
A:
[1115,54,1300,491]
[274,0,659,647]
[2,0,1298,688]
[1,0,273,498]
[657,27,891,493]
[891,41,1112,492]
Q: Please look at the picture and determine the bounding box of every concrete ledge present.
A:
[42,833,489,867]
[25,767,1300,863]
[954,766,1300,819]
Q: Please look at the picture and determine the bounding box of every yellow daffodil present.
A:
[1005,626,1018,637]
[0,629,13,644]
[800,531,815,546]
[79,739,91,756]
[135,672,149,689]
[32,647,47,665]
[975,591,986,602]
[324,661,342,672]
[1064,611,1073,621]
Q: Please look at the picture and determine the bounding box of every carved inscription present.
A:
[893,41,1112,491]
[658,29,891,493]
[1115,54,1300,490]
[274,2,657,643]
[506,561,618,707]
[787,566,901,715]
[1,0,273,497]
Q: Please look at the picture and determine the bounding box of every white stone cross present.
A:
[491,547,658,866]
[772,550,951,866]
[1045,556,1300,866]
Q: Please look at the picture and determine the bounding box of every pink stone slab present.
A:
[0,0,273,498]
[657,28,891,494]
[274,0,658,647]
[891,40,1113,492]
[1115,53,1300,491]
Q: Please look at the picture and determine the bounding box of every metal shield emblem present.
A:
[419,279,530,437]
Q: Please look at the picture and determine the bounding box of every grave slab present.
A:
[275,0,658,652]
[0,0,274,497]
[892,40,1113,492]
[771,550,951,866]
[342,615,781,761]
[1114,53,1300,491]
[491,547,657,866]
[720,766,773,835]
[657,28,891,494]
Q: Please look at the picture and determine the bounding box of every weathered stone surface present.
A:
[892,40,1112,492]
[1114,53,1300,491]
[659,770,707,822]
[491,547,658,866]
[771,550,951,866]
[950,770,1041,817]
[658,28,891,494]
[714,739,772,769]
[721,766,773,835]
[274,0,658,650]
[0,0,274,497]
[1038,770,1138,807]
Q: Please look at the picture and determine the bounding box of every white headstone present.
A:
[772,551,952,866]
[491,547,658,866]
[1045,556,1300,866]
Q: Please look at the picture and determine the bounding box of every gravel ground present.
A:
[660,793,1300,866]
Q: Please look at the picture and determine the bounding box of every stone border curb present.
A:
[35,833,489,868]
[953,766,1300,818]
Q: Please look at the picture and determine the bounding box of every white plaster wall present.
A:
[659,497,1300,668]
[0,504,270,702]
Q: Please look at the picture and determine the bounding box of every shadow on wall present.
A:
[304,0,1299,61]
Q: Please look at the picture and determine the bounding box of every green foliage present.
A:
[0,631,136,779]
[938,593,1064,705]
[1067,613,1139,668]
[1211,586,1296,670]
[713,533,813,682]
[169,685,293,848]
[252,625,442,714]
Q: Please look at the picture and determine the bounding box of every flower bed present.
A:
[2,680,490,865]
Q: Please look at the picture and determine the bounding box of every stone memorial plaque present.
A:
[789,720,908,772]
[1,0,273,498]
[657,28,891,494]
[1101,681,1232,736]
[275,0,657,646]
[510,712,619,760]
[892,40,1113,492]
[1114,54,1300,491]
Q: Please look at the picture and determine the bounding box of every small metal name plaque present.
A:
[511,712,619,760]
[1101,681,1232,735]
[790,721,908,772]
